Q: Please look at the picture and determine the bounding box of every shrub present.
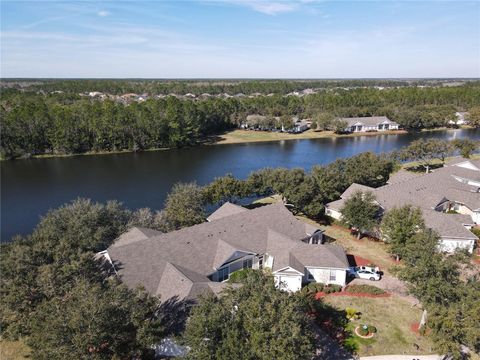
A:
[470,227,480,238]
[367,325,377,333]
[301,282,324,294]
[312,282,325,292]
[228,268,256,283]
[358,326,369,336]
[346,307,360,321]
[323,284,342,294]
[419,325,426,336]
[347,284,385,295]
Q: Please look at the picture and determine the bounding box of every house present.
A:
[448,112,469,125]
[292,118,310,133]
[325,158,480,253]
[242,114,310,133]
[340,116,399,133]
[99,203,349,301]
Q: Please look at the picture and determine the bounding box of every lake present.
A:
[2,128,479,241]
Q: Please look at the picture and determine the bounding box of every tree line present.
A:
[2,78,467,96]
[2,84,480,159]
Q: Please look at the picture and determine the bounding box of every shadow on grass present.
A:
[307,295,360,354]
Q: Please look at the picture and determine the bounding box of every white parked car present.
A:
[347,266,381,281]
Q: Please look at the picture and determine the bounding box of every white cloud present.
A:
[97,10,110,17]
[211,0,298,15]
[246,1,297,15]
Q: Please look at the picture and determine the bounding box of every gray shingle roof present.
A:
[207,202,248,222]
[387,170,425,185]
[106,203,343,301]
[326,159,480,241]
[340,183,375,199]
[339,116,398,127]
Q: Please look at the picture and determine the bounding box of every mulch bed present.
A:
[410,322,431,336]
[354,326,375,339]
[347,254,373,267]
[315,290,390,299]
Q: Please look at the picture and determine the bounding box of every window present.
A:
[329,270,336,281]
[243,258,253,269]
[218,267,229,282]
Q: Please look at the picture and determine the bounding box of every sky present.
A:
[1,0,479,78]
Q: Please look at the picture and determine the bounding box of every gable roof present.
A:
[326,157,480,241]
[339,116,398,127]
[207,202,248,222]
[106,203,343,301]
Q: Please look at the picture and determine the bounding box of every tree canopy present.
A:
[399,139,453,173]
[183,271,315,360]
[0,199,165,358]
[398,229,480,358]
[380,205,425,260]
[340,191,379,239]
[2,81,479,159]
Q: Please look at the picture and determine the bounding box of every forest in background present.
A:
[1,79,480,159]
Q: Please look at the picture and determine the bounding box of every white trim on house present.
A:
[305,266,347,287]
[273,266,304,292]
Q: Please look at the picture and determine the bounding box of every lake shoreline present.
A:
[1,126,473,161]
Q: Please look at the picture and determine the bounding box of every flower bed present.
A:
[354,325,376,339]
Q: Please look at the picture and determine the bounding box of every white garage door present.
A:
[277,275,302,292]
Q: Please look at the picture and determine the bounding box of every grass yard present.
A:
[402,153,480,171]
[213,129,407,145]
[323,295,434,357]
[0,340,31,360]
[319,224,398,273]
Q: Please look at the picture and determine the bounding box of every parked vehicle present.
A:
[347,266,382,281]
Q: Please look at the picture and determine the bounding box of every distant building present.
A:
[339,116,399,133]
[292,118,310,133]
[243,114,310,133]
[449,112,469,126]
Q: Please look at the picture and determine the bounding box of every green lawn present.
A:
[323,295,434,357]
[214,128,407,145]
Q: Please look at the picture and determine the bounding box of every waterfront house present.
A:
[98,202,349,301]
[448,112,469,126]
[325,158,480,253]
[340,116,399,133]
